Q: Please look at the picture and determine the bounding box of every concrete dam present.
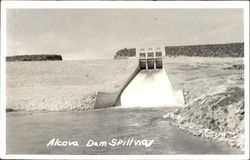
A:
[94,47,184,109]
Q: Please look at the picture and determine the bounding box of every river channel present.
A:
[6,107,242,154]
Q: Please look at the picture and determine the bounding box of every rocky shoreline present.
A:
[6,93,97,112]
[163,87,244,150]
[163,110,244,149]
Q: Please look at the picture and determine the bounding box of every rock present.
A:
[6,108,15,112]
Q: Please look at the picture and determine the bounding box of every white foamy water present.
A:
[120,69,178,107]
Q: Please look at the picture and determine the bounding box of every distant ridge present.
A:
[114,48,136,59]
[114,42,244,58]
[6,54,63,62]
[165,42,243,57]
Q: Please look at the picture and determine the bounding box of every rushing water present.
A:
[7,107,242,155]
[121,69,180,107]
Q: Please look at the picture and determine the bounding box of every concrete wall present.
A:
[94,63,140,109]
[174,90,185,106]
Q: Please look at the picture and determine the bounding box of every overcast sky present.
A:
[7,9,243,60]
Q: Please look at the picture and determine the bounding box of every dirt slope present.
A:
[163,57,244,149]
[7,59,138,111]
[7,57,243,113]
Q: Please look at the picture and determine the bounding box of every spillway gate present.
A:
[138,47,163,70]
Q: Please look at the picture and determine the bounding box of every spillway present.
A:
[120,69,180,107]
[94,47,184,109]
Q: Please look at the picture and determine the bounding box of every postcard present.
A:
[0,1,249,159]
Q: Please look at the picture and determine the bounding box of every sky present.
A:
[7,9,244,60]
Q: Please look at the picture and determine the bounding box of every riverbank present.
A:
[6,57,243,112]
[6,107,242,154]
[163,87,244,150]
[163,57,244,150]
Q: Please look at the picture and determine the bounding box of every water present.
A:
[7,107,242,155]
[121,69,180,107]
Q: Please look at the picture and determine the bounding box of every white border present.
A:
[1,1,249,160]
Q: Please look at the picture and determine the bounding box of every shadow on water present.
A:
[6,107,243,155]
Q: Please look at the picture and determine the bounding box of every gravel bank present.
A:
[6,59,138,112]
[163,87,244,150]
[7,93,97,112]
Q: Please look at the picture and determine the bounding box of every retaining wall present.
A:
[94,63,140,109]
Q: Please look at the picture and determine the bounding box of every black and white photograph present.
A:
[0,1,249,159]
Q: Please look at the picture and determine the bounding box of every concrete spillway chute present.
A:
[120,47,184,107]
[94,47,184,109]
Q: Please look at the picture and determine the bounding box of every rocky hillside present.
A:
[164,86,244,149]
[162,58,244,150]
[165,43,244,57]
[114,48,136,59]
[114,43,244,58]
[6,54,63,61]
